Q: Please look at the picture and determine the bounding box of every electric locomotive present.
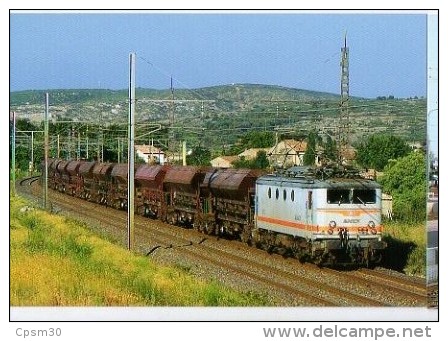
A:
[253,166,386,266]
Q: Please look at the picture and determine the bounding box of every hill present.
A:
[10,84,340,106]
[10,84,426,156]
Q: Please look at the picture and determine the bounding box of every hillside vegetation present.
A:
[10,84,426,155]
[10,196,268,306]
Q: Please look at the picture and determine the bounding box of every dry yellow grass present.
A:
[10,196,268,306]
[382,221,426,277]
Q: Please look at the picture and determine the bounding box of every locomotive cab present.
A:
[313,181,386,266]
[254,167,386,267]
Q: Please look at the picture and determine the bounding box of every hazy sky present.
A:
[10,11,428,99]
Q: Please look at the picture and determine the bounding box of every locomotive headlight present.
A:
[329,220,337,228]
[368,221,375,228]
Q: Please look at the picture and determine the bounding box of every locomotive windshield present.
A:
[327,188,376,205]
[353,189,377,204]
[327,189,350,204]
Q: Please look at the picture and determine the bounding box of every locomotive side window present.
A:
[327,189,350,204]
[268,187,272,199]
[283,189,287,201]
[291,190,295,202]
[275,188,279,200]
[353,189,376,204]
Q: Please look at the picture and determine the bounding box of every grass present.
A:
[10,196,269,306]
[10,195,427,306]
[382,220,426,277]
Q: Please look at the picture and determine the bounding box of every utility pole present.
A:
[337,32,350,166]
[169,76,175,151]
[11,111,16,196]
[117,138,121,163]
[170,76,175,127]
[127,52,136,251]
[77,130,81,161]
[43,93,49,210]
[182,140,187,166]
[86,126,89,160]
[30,131,34,175]
[57,134,60,158]
[97,130,100,162]
[101,129,104,163]
[68,126,72,160]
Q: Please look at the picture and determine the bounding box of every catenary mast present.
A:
[338,32,350,165]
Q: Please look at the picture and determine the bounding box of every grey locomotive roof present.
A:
[256,173,381,189]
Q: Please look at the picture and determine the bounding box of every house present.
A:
[135,144,166,165]
[408,141,423,151]
[381,193,393,220]
[268,139,308,168]
[210,155,239,168]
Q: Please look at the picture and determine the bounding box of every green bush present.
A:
[379,151,426,223]
[356,134,412,171]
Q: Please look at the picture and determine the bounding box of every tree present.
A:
[379,151,426,222]
[232,157,249,169]
[303,131,317,166]
[224,131,275,156]
[186,145,211,166]
[323,135,337,163]
[240,131,275,148]
[232,151,269,170]
[356,134,411,171]
[253,150,270,169]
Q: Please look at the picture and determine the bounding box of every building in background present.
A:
[135,144,165,165]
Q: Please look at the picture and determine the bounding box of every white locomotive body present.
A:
[254,167,386,266]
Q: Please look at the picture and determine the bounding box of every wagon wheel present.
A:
[204,221,216,235]
[291,244,304,261]
[365,257,370,269]
[240,225,252,245]
[198,219,209,234]
[291,238,310,262]
[251,229,262,249]
[315,252,329,268]
[169,212,178,225]
[364,249,376,269]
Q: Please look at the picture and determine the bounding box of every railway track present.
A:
[427,284,438,308]
[35,188,351,306]
[315,267,427,306]
[16,178,429,307]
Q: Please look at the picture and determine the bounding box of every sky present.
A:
[10,11,429,99]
